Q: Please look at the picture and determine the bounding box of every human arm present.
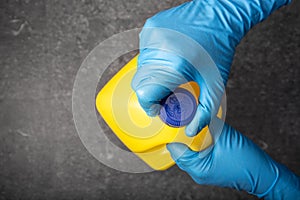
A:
[166,118,300,199]
[132,0,292,136]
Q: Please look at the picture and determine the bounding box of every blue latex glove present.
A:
[132,0,292,136]
[167,118,300,199]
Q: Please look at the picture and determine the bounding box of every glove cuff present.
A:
[263,162,300,200]
[252,164,279,198]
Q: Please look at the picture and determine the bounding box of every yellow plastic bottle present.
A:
[96,55,222,170]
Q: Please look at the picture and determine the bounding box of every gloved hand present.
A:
[167,118,300,199]
[132,0,292,136]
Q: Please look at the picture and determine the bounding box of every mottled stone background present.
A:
[0,0,299,199]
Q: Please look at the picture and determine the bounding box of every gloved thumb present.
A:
[166,143,199,170]
[185,77,224,137]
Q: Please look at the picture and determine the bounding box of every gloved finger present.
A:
[185,104,210,137]
[132,64,188,117]
[135,84,171,116]
[185,74,224,137]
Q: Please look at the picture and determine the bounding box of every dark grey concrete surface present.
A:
[0,0,299,199]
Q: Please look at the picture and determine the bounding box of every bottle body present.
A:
[96,55,222,170]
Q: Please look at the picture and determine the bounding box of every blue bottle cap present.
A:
[159,88,197,127]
